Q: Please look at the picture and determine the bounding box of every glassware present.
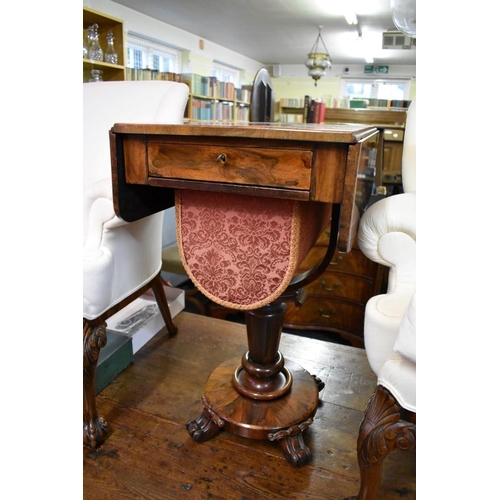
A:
[105,31,118,65]
[83,30,88,59]
[87,24,103,62]
[88,69,103,82]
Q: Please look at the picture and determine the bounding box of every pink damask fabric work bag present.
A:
[175,190,331,310]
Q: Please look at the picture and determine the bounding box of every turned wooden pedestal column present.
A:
[186,301,323,466]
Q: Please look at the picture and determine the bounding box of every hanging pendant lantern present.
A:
[305,26,331,86]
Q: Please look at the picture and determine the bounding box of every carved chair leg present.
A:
[83,319,109,448]
[151,273,178,336]
[351,385,416,500]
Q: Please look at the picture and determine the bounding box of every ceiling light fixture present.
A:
[305,26,331,87]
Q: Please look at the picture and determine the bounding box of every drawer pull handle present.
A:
[329,256,343,266]
[321,280,340,292]
[319,308,337,318]
[216,153,227,163]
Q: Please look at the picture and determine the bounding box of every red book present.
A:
[318,102,326,123]
[312,102,320,123]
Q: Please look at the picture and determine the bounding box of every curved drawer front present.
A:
[306,273,373,301]
[298,247,377,276]
[148,142,313,190]
[285,299,365,332]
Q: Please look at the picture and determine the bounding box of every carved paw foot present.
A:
[277,433,312,466]
[83,416,109,448]
[186,399,224,443]
[269,419,313,466]
[312,374,325,392]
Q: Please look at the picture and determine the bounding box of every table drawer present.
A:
[148,142,313,190]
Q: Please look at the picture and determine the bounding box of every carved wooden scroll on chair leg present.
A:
[348,385,416,500]
[83,320,109,448]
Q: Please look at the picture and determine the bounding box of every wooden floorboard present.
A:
[84,312,415,499]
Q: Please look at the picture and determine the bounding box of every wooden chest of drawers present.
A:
[283,229,388,348]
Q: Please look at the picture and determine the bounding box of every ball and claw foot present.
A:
[83,416,109,448]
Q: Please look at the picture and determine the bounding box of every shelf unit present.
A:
[83,7,126,82]
[278,98,306,123]
[181,73,251,123]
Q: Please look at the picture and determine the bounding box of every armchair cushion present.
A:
[83,81,189,320]
[378,358,416,412]
[394,292,416,364]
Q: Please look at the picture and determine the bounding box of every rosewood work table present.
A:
[110,121,378,466]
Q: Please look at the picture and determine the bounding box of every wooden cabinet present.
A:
[181,74,251,123]
[382,128,404,185]
[83,7,126,82]
[324,108,407,192]
[283,229,388,348]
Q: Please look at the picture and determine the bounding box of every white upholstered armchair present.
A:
[350,97,416,500]
[83,81,189,448]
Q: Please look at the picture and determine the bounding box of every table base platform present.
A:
[186,356,324,466]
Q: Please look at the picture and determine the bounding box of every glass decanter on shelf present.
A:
[88,70,103,83]
[87,24,103,62]
[83,31,88,59]
[105,31,118,65]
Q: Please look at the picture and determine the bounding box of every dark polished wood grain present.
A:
[83,312,416,499]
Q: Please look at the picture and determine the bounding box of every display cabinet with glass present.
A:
[83,7,125,82]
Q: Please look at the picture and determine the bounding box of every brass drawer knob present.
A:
[319,307,337,318]
[321,280,340,292]
[216,153,227,163]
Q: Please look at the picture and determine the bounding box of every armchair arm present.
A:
[358,192,416,318]
[83,178,128,252]
[357,192,416,267]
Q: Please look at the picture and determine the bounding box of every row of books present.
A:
[280,98,305,108]
[236,86,252,103]
[125,68,181,82]
[191,99,214,121]
[280,113,304,123]
[181,75,253,103]
[279,96,326,123]
[191,99,250,121]
[181,73,236,100]
[235,105,250,122]
[214,101,234,121]
[305,96,327,124]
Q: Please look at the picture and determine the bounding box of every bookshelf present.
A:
[181,73,251,123]
[125,68,181,82]
[278,97,325,124]
[279,98,306,123]
[83,7,126,82]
